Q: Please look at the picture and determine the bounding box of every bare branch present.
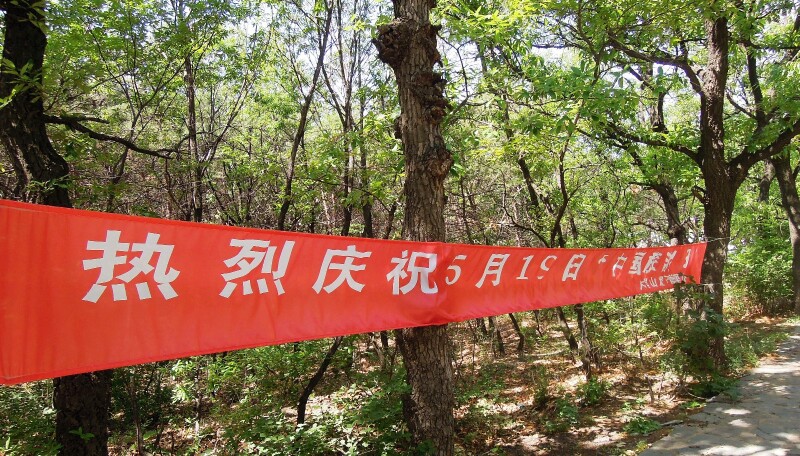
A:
[44,115,177,159]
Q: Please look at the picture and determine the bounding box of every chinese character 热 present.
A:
[83,230,180,302]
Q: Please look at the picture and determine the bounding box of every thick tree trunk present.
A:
[697,180,734,371]
[696,15,732,372]
[53,372,113,456]
[0,0,70,207]
[0,3,112,454]
[770,155,800,314]
[374,0,454,452]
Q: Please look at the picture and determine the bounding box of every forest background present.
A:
[1,0,799,454]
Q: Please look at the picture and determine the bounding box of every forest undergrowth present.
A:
[2,293,795,456]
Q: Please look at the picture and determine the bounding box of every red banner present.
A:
[0,200,705,384]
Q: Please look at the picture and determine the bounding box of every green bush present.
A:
[539,395,580,434]
[674,308,729,376]
[623,416,661,435]
[690,375,737,399]
[728,212,793,315]
[577,378,610,406]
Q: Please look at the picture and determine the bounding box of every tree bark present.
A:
[758,160,776,203]
[53,372,113,456]
[0,0,70,207]
[184,54,203,223]
[168,1,204,223]
[297,336,344,425]
[0,2,112,454]
[575,304,595,379]
[652,183,687,245]
[507,313,525,355]
[556,307,579,354]
[696,15,733,371]
[770,155,800,314]
[489,315,505,356]
[374,0,454,452]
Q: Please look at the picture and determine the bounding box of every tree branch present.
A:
[732,118,800,172]
[44,115,177,159]
[606,36,704,94]
[605,123,699,162]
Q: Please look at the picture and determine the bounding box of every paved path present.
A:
[641,323,800,456]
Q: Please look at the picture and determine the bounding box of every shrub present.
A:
[623,416,661,435]
[577,378,610,406]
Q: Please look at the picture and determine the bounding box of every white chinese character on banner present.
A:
[562,254,586,281]
[628,252,646,275]
[612,255,627,277]
[661,250,677,272]
[83,230,180,303]
[313,245,372,293]
[220,239,295,298]
[517,255,535,280]
[476,254,510,288]
[386,251,438,295]
[643,252,662,274]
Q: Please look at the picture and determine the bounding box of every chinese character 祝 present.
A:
[386,251,438,295]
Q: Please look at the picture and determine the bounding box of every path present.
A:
[641,322,800,456]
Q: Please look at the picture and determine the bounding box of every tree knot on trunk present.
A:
[373,18,413,69]
[423,136,452,178]
[411,70,448,123]
[420,23,442,65]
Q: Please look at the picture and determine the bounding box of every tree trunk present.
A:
[697,179,734,371]
[489,315,505,356]
[184,55,203,223]
[374,0,454,452]
[770,155,800,314]
[575,304,595,379]
[297,336,344,425]
[0,2,112,454]
[53,372,113,456]
[556,307,579,354]
[0,0,70,207]
[277,2,333,230]
[696,15,732,372]
[758,160,776,203]
[508,313,525,355]
[395,326,453,454]
[653,183,687,245]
